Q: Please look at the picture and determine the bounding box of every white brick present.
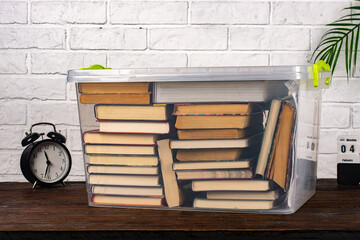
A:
[0,151,22,174]
[321,104,350,128]
[188,53,268,67]
[67,83,77,101]
[0,102,26,125]
[67,175,85,182]
[323,78,360,103]
[0,53,27,74]
[68,128,82,151]
[29,102,79,125]
[311,28,334,52]
[191,2,269,24]
[31,53,107,74]
[70,27,146,50]
[0,1,27,24]
[110,1,187,24]
[273,2,351,25]
[109,52,187,68]
[0,126,67,150]
[0,28,65,49]
[67,152,85,178]
[31,1,106,24]
[352,105,360,128]
[271,52,310,66]
[0,77,66,100]
[230,27,310,50]
[318,129,360,154]
[0,174,25,182]
[0,126,26,150]
[150,28,227,50]
[317,154,337,178]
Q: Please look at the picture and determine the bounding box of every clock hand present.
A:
[44,151,51,165]
[44,163,50,177]
[44,151,51,177]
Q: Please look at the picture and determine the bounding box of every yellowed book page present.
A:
[157,139,183,207]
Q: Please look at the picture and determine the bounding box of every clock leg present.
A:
[32,181,38,189]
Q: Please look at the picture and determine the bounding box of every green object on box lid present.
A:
[79,64,111,70]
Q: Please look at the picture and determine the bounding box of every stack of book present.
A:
[79,82,170,207]
[190,99,296,210]
[166,103,275,209]
[192,180,279,210]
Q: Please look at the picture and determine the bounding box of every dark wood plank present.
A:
[0,179,360,231]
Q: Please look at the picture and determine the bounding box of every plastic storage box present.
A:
[67,65,330,214]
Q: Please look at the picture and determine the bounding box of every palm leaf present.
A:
[349,30,354,78]
[313,45,335,62]
[332,40,343,76]
[311,3,360,80]
[353,27,360,76]
[345,35,349,80]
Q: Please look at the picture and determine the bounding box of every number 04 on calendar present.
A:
[337,136,360,164]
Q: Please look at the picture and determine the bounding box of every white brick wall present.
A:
[0,0,356,182]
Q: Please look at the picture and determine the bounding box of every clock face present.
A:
[29,141,71,184]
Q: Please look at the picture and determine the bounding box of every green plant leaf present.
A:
[334,18,360,22]
[328,46,336,67]
[314,45,335,63]
[349,30,354,77]
[311,3,360,80]
[340,13,360,19]
[313,44,334,62]
[331,39,343,76]
[353,27,360,75]
[328,23,357,27]
[345,6,360,10]
[345,35,349,80]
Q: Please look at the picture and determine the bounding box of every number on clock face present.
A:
[29,141,70,183]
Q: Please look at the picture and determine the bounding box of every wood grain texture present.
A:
[0,179,359,231]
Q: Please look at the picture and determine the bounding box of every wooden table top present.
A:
[1,179,359,232]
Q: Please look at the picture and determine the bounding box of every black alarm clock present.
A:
[20,122,72,188]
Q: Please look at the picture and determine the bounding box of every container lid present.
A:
[67,65,331,84]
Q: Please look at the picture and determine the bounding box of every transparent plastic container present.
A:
[67,65,330,214]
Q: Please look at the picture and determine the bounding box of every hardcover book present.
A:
[173,159,252,170]
[83,131,158,145]
[80,93,150,105]
[84,144,156,155]
[177,126,263,140]
[88,155,159,166]
[87,165,159,175]
[79,82,150,94]
[157,139,183,207]
[256,99,282,177]
[99,121,170,134]
[175,169,253,181]
[193,198,274,210]
[176,148,243,161]
[88,174,161,186]
[206,189,280,200]
[174,113,263,129]
[173,103,254,115]
[92,185,164,197]
[170,133,263,149]
[192,179,273,192]
[265,101,296,191]
[94,104,169,121]
[92,195,164,207]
